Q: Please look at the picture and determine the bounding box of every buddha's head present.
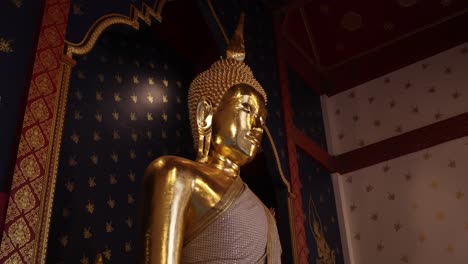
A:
[188,14,267,166]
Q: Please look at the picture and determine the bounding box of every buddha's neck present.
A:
[206,152,240,178]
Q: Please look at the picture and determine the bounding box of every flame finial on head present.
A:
[226,12,245,61]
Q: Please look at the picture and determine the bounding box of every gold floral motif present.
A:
[90,153,99,165]
[110,174,117,184]
[25,125,45,150]
[80,254,89,264]
[22,108,36,128]
[68,156,78,167]
[107,196,116,209]
[14,185,36,213]
[128,171,136,182]
[17,135,32,157]
[112,111,119,120]
[0,37,13,53]
[83,227,92,239]
[110,153,119,163]
[128,194,135,204]
[114,93,121,102]
[131,93,138,103]
[0,231,15,259]
[113,130,120,140]
[88,177,96,188]
[20,241,34,263]
[95,91,103,101]
[103,248,111,260]
[131,130,138,142]
[147,112,154,121]
[129,150,136,159]
[44,26,61,47]
[126,217,133,228]
[65,180,74,192]
[30,98,50,122]
[71,132,80,144]
[86,201,95,214]
[105,222,114,233]
[39,49,58,70]
[19,155,40,180]
[308,196,335,264]
[59,234,68,247]
[7,218,31,248]
[147,92,154,103]
[4,253,23,264]
[72,3,83,16]
[125,241,132,253]
[97,73,104,82]
[93,131,101,141]
[94,112,103,122]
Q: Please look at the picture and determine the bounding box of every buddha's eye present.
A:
[241,103,252,114]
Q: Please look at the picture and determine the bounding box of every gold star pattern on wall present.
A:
[340,136,468,263]
[326,43,468,154]
[49,30,194,264]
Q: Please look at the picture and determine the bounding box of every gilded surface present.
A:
[30,99,50,123]
[7,218,31,248]
[19,155,40,180]
[14,185,36,213]
[308,196,336,264]
[25,126,45,151]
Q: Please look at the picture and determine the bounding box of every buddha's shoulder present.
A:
[144,155,209,178]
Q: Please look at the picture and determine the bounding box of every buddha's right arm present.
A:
[144,157,193,264]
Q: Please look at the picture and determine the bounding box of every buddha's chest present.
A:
[182,187,269,263]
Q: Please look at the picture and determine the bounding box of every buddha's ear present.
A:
[196,97,213,132]
[196,97,213,163]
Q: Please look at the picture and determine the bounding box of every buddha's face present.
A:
[210,84,267,166]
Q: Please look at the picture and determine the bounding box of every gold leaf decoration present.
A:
[88,177,96,188]
[147,92,154,103]
[71,132,80,144]
[105,222,113,233]
[0,37,14,53]
[110,174,117,185]
[114,93,121,102]
[107,196,116,209]
[131,93,138,103]
[110,153,119,163]
[112,111,119,120]
[113,130,120,140]
[86,201,94,214]
[103,248,112,260]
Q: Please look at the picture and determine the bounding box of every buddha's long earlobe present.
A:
[196,98,213,163]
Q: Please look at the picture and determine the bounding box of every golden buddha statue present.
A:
[138,14,282,264]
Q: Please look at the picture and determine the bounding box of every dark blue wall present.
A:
[46,25,195,263]
[288,70,344,263]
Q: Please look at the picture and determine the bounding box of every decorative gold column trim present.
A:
[66,2,167,56]
[33,1,168,263]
